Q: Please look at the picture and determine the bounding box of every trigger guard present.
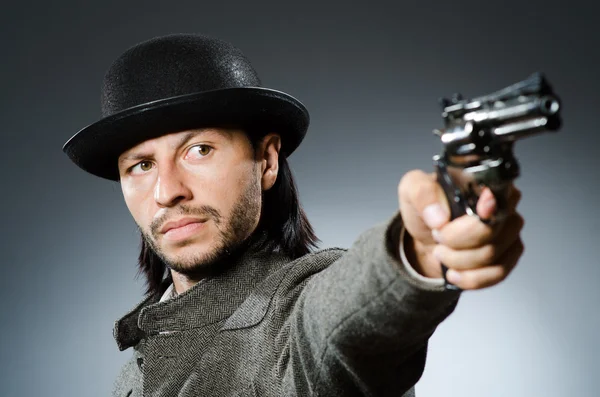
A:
[479,215,497,226]
[433,155,470,221]
[434,155,501,226]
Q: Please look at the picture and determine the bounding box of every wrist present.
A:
[403,228,442,279]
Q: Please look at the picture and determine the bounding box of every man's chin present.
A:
[160,235,211,251]
[157,239,227,274]
[164,234,252,279]
[160,240,217,266]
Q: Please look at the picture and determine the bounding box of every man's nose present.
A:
[153,164,193,207]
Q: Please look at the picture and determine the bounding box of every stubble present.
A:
[139,169,262,278]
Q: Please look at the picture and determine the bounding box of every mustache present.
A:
[149,204,222,236]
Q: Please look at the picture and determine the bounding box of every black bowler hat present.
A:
[62,34,310,181]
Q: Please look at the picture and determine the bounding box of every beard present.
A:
[139,170,262,279]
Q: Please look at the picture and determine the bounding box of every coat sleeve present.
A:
[283,212,461,396]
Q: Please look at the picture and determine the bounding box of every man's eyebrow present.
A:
[118,129,229,166]
[119,152,150,166]
[173,128,231,149]
[175,129,209,149]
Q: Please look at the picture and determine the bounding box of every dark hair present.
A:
[135,131,319,296]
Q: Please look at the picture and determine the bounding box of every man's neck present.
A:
[168,229,269,295]
[171,270,202,295]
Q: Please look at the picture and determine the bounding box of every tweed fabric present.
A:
[112,213,460,396]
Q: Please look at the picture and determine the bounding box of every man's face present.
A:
[118,128,272,276]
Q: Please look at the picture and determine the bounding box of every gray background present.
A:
[1,0,598,396]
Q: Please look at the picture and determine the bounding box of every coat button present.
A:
[137,357,144,371]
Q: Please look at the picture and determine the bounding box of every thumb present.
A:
[399,170,451,244]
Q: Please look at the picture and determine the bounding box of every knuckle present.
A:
[512,185,522,202]
[403,169,428,184]
[478,223,495,245]
[462,272,485,290]
[415,177,435,199]
[508,213,525,233]
[457,271,475,289]
[478,266,506,289]
[516,237,525,254]
[460,216,493,246]
[480,244,496,264]
[497,264,509,280]
[506,186,522,215]
[410,181,439,212]
[399,169,427,197]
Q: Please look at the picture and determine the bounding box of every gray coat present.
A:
[112,214,460,396]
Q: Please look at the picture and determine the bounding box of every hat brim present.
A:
[62,87,309,181]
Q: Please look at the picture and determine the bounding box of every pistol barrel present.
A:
[462,95,560,125]
[492,116,556,141]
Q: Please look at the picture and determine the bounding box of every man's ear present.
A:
[259,133,281,191]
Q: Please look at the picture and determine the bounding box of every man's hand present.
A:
[398,170,525,290]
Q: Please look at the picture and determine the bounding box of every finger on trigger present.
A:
[476,187,496,221]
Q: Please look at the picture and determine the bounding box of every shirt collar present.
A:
[159,283,177,302]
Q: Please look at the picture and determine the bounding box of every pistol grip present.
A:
[433,155,514,290]
[433,156,470,292]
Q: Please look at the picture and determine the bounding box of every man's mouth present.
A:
[161,217,207,241]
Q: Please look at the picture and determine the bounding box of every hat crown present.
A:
[100,34,262,117]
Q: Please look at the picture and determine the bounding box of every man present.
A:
[63,34,523,396]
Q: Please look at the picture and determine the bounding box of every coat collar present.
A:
[113,232,291,351]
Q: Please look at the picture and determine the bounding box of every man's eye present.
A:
[130,161,153,174]
[187,144,213,159]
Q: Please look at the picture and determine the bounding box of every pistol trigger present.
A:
[465,182,479,211]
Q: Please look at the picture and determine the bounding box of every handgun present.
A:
[432,72,562,290]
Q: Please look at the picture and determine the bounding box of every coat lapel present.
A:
[113,233,290,350]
